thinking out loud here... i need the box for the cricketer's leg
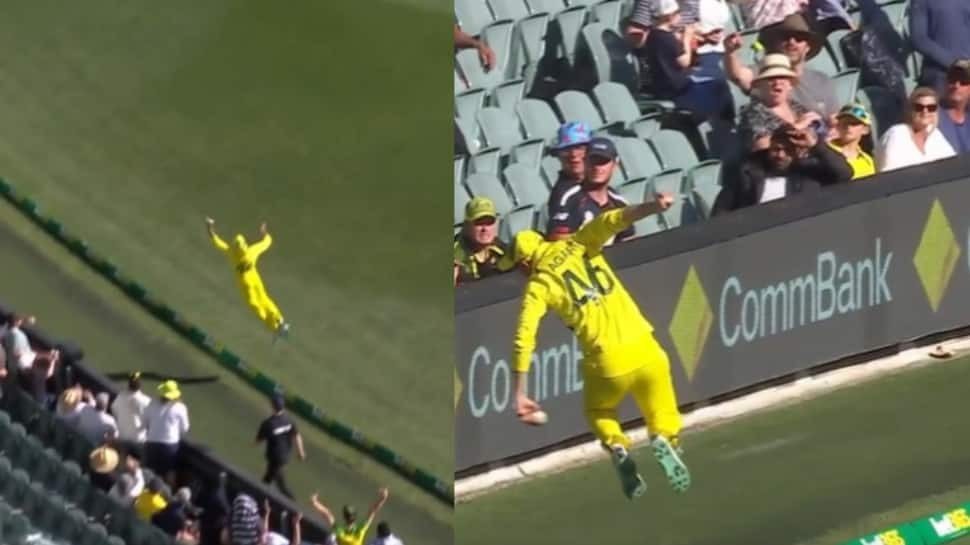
[251,273,286,333]
[629,337,690,493]
[584,370,646,499]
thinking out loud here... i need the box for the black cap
[586,137,618,160]
[271,393,285,411]
[377,521,391,537]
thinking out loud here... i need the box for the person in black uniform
[546,137,636,244]
[255,394,305,498]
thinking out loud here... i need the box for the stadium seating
[0,386,175,545]
[455,0,916,245]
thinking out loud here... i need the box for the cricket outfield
[0,0,452,542]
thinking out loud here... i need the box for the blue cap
[553,122,592,150]
[587,137,618,160]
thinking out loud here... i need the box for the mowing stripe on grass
[838,501,970,545]
[0,177,454,505]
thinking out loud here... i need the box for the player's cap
[271,393,285,411]
[513,230,545,265]
[552,122,592,151]
[464,196,497,222]
[836,103,871,126]
[158,380,181,401]
[587,137,618,161]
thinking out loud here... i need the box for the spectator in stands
[56,385,90,427]
[453,197,515,286]
[260,500,305,545]
[77,391,119,446]
[176,519,202,545]
[2,315,60,399]
[153,486,201,537]
[909,0,970,94]
[310,487,389,545]
[731,0,804,30]
[224,492,263,545]
[109,455,146,503]
[0,341,7,401]
[367,522,404,545]
[111,371,152,460]
[89,444,120,492]
[827,103,876,180]
[135,476,170,521]
[145,380,190,488]
[256,393,305,499]
[937,60,970,154]
[547,122,592,215]
[625,0,701,50]
[639,0,734,121]
[713,124,852,212]
[196,471,231,545]
[877,87,956,172]
[725,12,839,121]
[546,138,635,244]
[454,24,495,73]
[738,54,824,150]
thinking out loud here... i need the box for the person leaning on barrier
[713,123,852,213]
[111,371,151,461]
[453,197,516,287]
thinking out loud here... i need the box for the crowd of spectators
[0,313,403,545]
[454,0,970,287]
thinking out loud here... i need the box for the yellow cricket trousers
[583,334,682,450]
[238,272,283,331]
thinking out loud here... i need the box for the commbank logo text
[668,238,894,380]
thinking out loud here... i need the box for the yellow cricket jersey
[513,209,654,378]
[211,233,272,278]
[333,522,371,545]
[827,142,875,180]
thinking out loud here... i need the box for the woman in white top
[878,87,956,172]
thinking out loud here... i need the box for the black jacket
[712,142,852,215]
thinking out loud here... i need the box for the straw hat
[89,446,119,474]
[60,386,83,411]
[752,54,799,83]
[158,380,181,401]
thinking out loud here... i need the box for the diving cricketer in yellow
[511,193,690,500]
[205,217,290,340]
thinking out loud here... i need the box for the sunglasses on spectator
[780,33,808,43]
[912,103,939,113]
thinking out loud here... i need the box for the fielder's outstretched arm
[573,193,673,254]
[205,217,230,253]
[248,221,272,258]
[513,280,551,416]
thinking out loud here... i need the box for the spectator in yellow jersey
[135,477,169,520]
[453,197,515,286]
[205,217,290,340]
[827,104,876,180]
[510,195,693,501]
[310,488,389,545]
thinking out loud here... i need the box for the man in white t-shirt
[145,380,190,486]
[111,371,152,458]
[367,522,404,545]
[76,392,119,445]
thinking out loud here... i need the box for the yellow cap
[464,197,497,222]
[513,230,545,265]
[158,380,181,401]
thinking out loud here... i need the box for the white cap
[655,0,680,18]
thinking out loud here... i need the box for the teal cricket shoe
[651,436,691,493]
[610,445,647,500]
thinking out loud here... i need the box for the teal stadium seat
[619,177,651,204]
[455,87,488,120]
[456,0,498,36]
[592,82,664,138]
[510,139,546,168]
[470,147,502,175]
[456,184,472,225]
[832,70,861,108]
[576,23,640,93]
[554,90,610,131]
[592,0,624,29]
[465,172,516,216]
[492,79,526,112]
[614,137,664,181]
[503,163,551,207]
[477,107,525,153]
[517,98,562,142]
[499,205,538,243]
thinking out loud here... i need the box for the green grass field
[0,1,451,542]
[456,354,970,545]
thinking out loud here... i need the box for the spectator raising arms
[714,124,852,212]
[877,87,956,172]
[937,60,970,154]
[311,488,390,545]
[738,54,822,151]
[827,104,876,180]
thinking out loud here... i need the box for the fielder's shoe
[651,435,690,493]
[610,445,647,500]
[273,322,291,344]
